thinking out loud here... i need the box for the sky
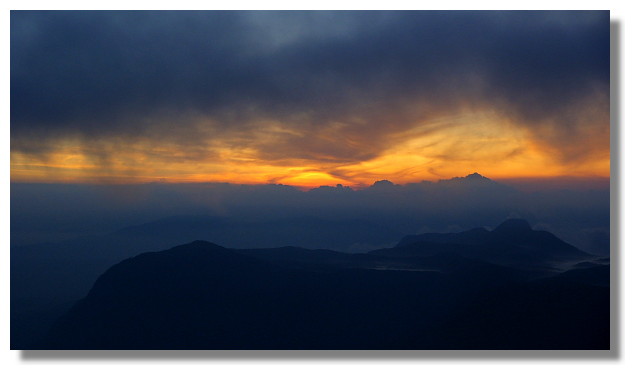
[10,11,610,188]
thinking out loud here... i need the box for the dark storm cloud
[11,10,609,162]
[11,11,254,130]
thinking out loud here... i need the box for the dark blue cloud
[11,11,609,152]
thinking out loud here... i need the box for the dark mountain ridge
[390,219,592,271]
[39,220,609,349]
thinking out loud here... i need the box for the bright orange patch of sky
[10,111,609,188]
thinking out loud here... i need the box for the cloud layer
[11,174,610,254]
[11,11,610,185]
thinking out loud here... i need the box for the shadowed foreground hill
[41,226,609,349]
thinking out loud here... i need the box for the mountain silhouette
[11,214,403,347]
[40,220,608,349]
[391,219,592,271]
[438,172,500,186]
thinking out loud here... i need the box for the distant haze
[11,174,609,255]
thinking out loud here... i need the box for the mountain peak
[440,173,494,185]
[493,219,532,234]
[371,180,395,188]
[168,240,227,253]
[465,172,488,180]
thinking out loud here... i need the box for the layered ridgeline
[40,219,609,350]
[385,218,591,269]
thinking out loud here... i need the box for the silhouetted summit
[370,179,395,188]
[162,240,227,253]
[440,172,497,185]
[391,219,592,270]
[493,218,532,235]
[465,172,489,181]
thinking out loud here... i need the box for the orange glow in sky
[10,110,609,188]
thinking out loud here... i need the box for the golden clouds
[10,107,610,187]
